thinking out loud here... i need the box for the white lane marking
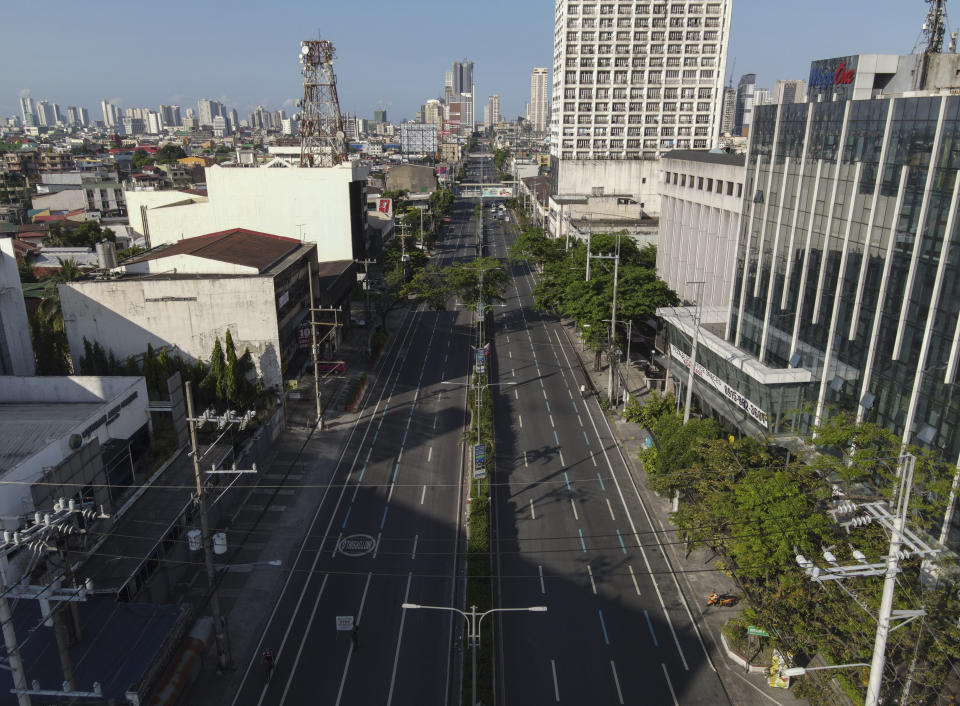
[558,449,565,466]
[331,531,342,558]
[538,565,546,594]
[512,368,516,377]
[515,389,519,399]
[549,415,555,428]
[524,451,529,467]
[373,531,382,559]
[386,573,413,706]
[530,498,536,519]
[591,452,598,467]
[519,415,523,429]
[550,660,560,702]
[427,447,432,462]
[411,534,418,559]
[542,389,548,399]
[611,661,625,705]
[629,565,641,596]
[578,415,584,427]
[586,564,597,594]
[508,350,512,358]
[568,389,573,398]
[606,498,616,521]
[420,485,426,504]
[277,574,329,703]
[570,498,579,521]
[433,415,438,429]
[334,571,372,706]
[661,664,679,706]
[351,479,361,502]
[554,327,690,670]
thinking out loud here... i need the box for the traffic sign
[336,616,354,631]
[747,625,771,637]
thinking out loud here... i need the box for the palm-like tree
[32,257,82,374]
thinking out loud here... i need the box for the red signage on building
[377,198,393,217]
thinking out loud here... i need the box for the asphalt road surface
[487,200,731,705]
[230,198,479,706]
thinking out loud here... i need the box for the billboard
[377,198,393,218]
[482,187,513,198]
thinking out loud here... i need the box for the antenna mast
[298,36,345,167]
[923,0,947,53]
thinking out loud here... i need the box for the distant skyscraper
[159,105,181,127]
[229,109,239,132]
[147,112,162,134]
[101,100,120,128]
[78,107,90,127]
[529,68,549,133]
[754,88,771,107]
[197,99,224,127]
[551,1,732,159]
[373,109,387,124]
[66,106,80,126]
[734,73,757,136]
[773,79,807,104]
[36,101,56,127]
[719,86,736,136]
[424,100,442,126]
[452,60,473,95]
[486,94,500,127]
[19,96,35,124]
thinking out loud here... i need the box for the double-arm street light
[401,603,547,706]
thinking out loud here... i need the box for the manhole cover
[337,534,376,556]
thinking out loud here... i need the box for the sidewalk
[558,318,807,706]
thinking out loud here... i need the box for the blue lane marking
[392,462,400,483]
[596,473,606,491]
[372,431,379,444]
[341,505,352,529]
[644,611,659,646]
[563,379,569,388]
[598,610,610,646]
[572,401,578,413]
[545,401,551,413]
[564,472,571,491]
[402,430,408,445]
[530,343,534,350]
[553,430,560,445]
[616,530,627,554]
[357,464,367,482]
[539,378,544,388]
[380,506,389,529]
[578,529,587,552]
[583,431,591,446]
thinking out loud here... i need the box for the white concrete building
[0,375,149,528]
[550,0,731,160]
[657,149,745,306]
[529,67,549,133]
[0,237,34,376]
[124,161,371,263]
[60,229,325,393]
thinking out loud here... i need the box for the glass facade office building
[660,54,960,548]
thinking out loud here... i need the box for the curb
[720,633,769,675]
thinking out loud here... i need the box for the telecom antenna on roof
[922,0,948,54]
[297,35,345,167]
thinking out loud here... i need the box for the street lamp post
[781,663,871,679]
[401,603,547,706]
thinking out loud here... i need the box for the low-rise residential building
[59,228,340,393]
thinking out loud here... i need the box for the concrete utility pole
[308,263,322,430]
[606,234,621,407]
[185,381,231,672]
[682,281,705,424]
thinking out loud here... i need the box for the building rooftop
[662,149,746,167]
[0,402,102,474]
[124,228,301,273]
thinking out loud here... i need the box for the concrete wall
[125,253,258,277]
[657,157,746,306]
[554,159,663,216]
[0,237,34,375]
[32,189,86,212]
[130,163,368,264]
[386,165,437,194]
[124,190,209,244]
[60,277,283,390]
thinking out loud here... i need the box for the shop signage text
[809,60,855,89]
[670,344,770,429]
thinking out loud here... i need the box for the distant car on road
[317,360,346,374]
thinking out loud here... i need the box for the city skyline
[0,0,933,125]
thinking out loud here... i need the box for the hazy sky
[0,0,942,123]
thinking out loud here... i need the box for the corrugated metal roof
[124,228,301,273]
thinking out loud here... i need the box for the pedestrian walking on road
[351,625,359,653]
[262,647,275,682]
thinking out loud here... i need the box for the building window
[697,176,704,189]
[715,179,723,193]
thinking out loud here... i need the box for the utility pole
[308,263,322,430]
[682,281,705,424]
[585,213,593,281]
[185,381,231,672]
[794,454,941,706]
[355,258,377,325]
[606,234,620,407]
